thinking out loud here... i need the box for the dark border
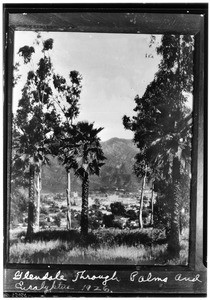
[203,5,208,269]
[2,3,208,10]
[3,3,208,296]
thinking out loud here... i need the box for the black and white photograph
[9,30,193,266]
[4,4,207,296]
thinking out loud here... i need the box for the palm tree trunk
[26,164,35,240]
[66,170,71,230]
[167,156,181,257]
[80,174,89,236]
[167,37,182,257]
[139,171,146,229]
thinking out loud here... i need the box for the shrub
[89,219,101,230]
[126,209,137,220]
[110,202,126,216]
[113,219,124,229]
[88,209,103,230]
[103,214,114,227]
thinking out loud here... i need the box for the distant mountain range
[42,137,141,194]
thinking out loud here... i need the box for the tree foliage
[154,173,190,233]
[18,46,35,64]
[58,121,106,235]
[123,34,193,180]
[12,33,83,236]
[123,34,194,257]
[110,202,126,216]
[13,36,58,175]
[59,122,106,178]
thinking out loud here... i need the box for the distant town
[12,188,157,231]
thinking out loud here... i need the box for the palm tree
[60,121,106,236]
[123,34,193,259]
[124,89,192,257]
[139,111,192,256]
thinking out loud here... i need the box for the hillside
[42,137,141,194]
[96,138,140,192]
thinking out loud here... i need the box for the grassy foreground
[9,228,189,265]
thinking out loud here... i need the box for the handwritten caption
[12,270,202,294]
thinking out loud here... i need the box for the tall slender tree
[123,34,193,257]
[13,38,58,235]
[52,70,82,230]
[12,34,81,237]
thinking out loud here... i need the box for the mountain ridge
[42,137,140,194]
[101,137,134,143]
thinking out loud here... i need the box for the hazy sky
[13,31,161,141]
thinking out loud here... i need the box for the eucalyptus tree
[59,121,106,236]
[13,35,81,237]
[52,70,82,230]
[13,36,60,236]
[123,34,193,257]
